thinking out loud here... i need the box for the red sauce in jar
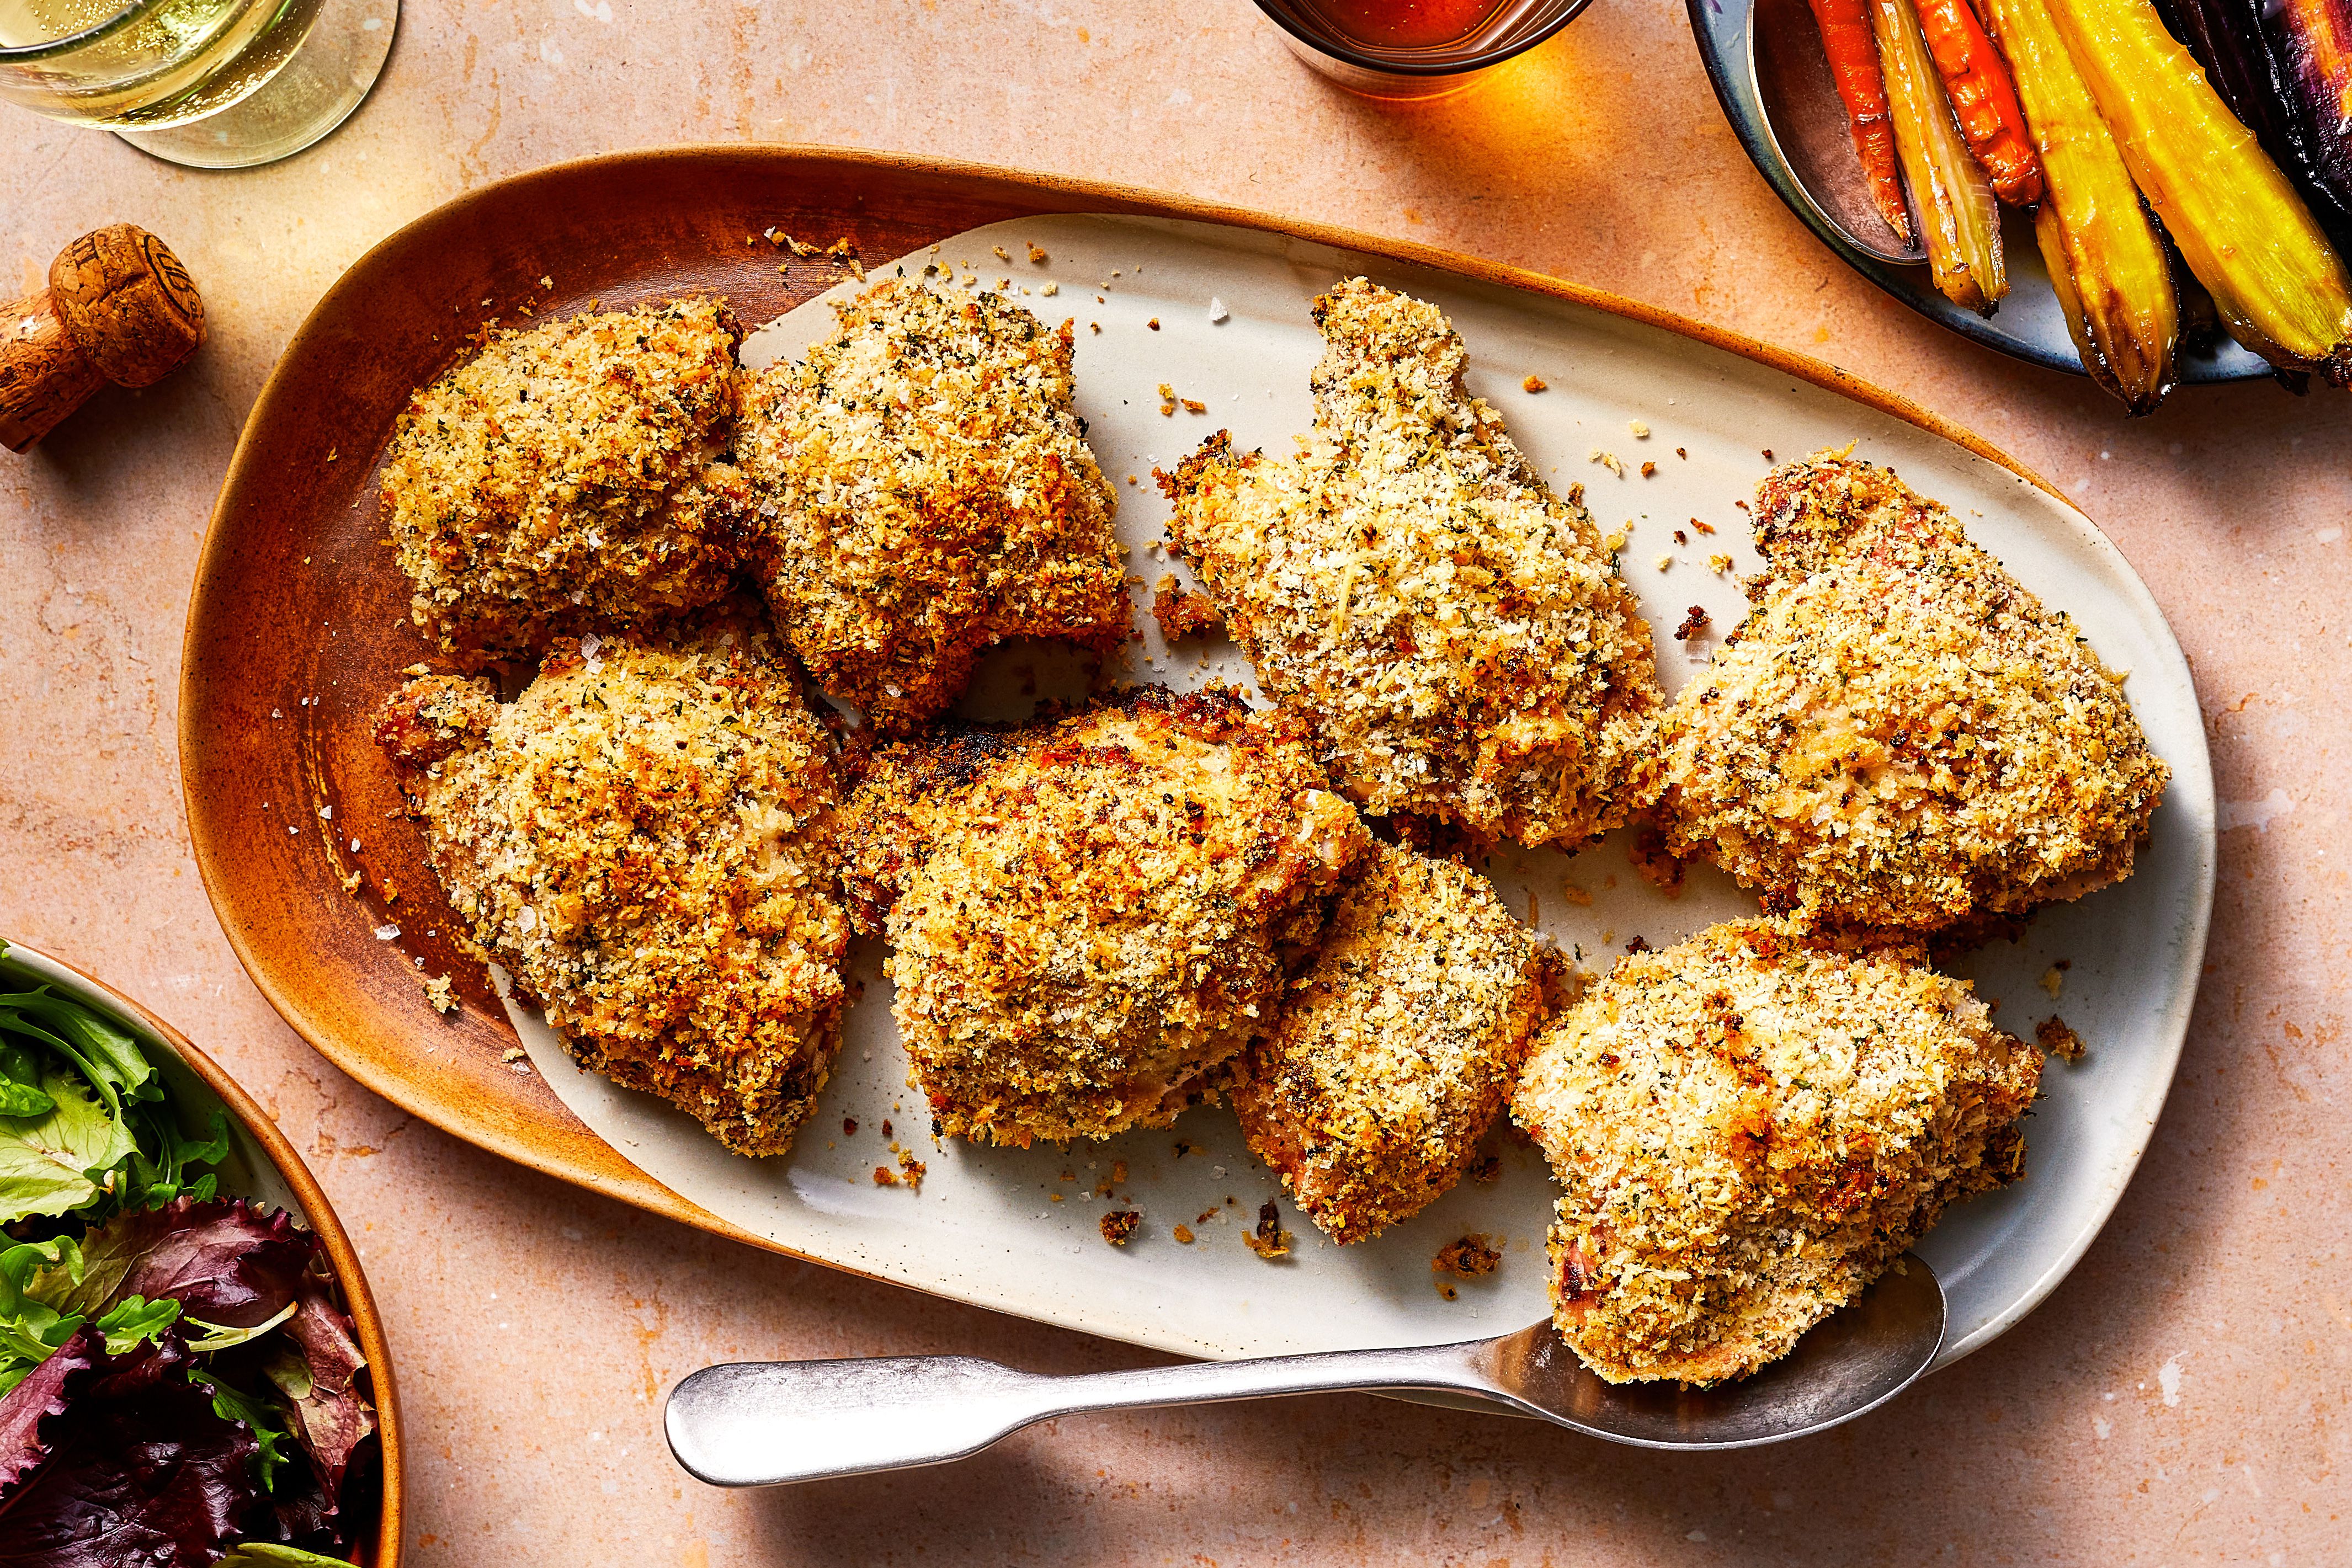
[1313,0,1508,48]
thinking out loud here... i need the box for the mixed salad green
[1,942,379,1567]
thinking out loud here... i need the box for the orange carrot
[1808,0,1916,245]
[1915,0,2045,203]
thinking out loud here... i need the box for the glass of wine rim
[0,0,397,168]
[1253,0,1593,95]
[0,0,151,60]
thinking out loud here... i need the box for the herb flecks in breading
[374,621,848,1158]
[1230,843,1544,1244]
[1512,918,2042,1385]
[1159,278,1661,848]
[1648,452,2168,931]
[740,276,1128,732]
[381,298,753,660]
[836,686,1370,1148]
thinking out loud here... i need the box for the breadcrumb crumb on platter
[418,211,2207,1370]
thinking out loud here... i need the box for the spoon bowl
[1475,1254,1945,1447]
[666,1256,1945,1485]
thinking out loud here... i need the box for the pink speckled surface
[3,3,2346,1561]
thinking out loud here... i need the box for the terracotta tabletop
[4,2,2344,1561]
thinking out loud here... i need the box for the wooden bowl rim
[178,141,2077,1274]
[3,938,404,1567]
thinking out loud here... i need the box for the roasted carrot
[1994,0,2173,411]
[1988,0,2177,411]
[1807,0,1916,244]
[1875,0,2008,312]
[1915,0,2046,204]
[2046,0,2352,382]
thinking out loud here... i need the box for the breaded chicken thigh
[837,687,1371,1147]
[1229,842,1546,1243]
[1161,278,1661,847]
[739,276,1129,732]
[374,621,848,1156]
[1512,919,2040,1384]
[1648,452,2169,931]
[381,298,755,660]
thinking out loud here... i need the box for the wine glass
[1254,0,1592,97]
[0,0,397,168]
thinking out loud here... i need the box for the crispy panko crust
[1159,277,1661,848]
[373,620,849,1157]
[836,686,1372,1147]
[1228,842,1544,1244]
[381,298,755,660]
[1511,918,2041,1385]
[739,275,1130,732]
[1648,451,2169,931]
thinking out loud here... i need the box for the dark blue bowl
[1687,0,2273,385]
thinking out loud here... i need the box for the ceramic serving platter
[5,941,404,1565]
[181,148,2212,1370]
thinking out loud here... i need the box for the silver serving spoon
[1694,0,1929,264]
[666,1255,1944,1483]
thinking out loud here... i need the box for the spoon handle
[665,1339,1497,1487]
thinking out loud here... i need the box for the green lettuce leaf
[0,1235,86,1397]
[0,1063,137,1225]
[198,1369,296,1492]
[184,1298,298,1353]
[93,1292,184,1354]
[215,1545,359,1566]
[0,981,156,1117]
[0,1042,52,1117]
[113,1102,231,1217]
[0,947,225,1230]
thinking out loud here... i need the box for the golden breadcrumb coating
[1511,918,2041,1385]
[381,298,755,659]
[1649,451,2169,931]
[373,621,848,1157]
[739,275,1130,732]
[1159,277,1661,848]
[837,686,1371,1147]
[1229,842,1544,1244]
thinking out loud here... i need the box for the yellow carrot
[2043,0,2352,382]
[1987,0,2177,410]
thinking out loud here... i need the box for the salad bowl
[1,938,403,1566]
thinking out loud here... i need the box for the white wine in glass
[0,0,395,167]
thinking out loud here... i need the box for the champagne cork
[2,224,206,453]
